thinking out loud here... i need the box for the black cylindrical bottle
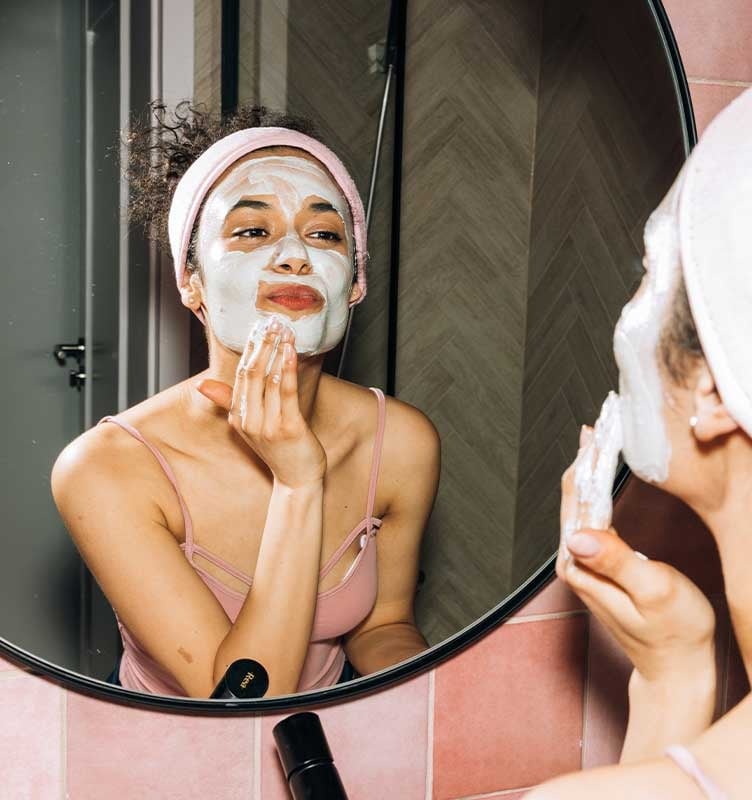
[209,659,269,699]
[272,712,349,799]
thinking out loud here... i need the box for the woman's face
[190,147,360,356]
[613,176,684,485]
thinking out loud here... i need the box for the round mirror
[0,0,693,709]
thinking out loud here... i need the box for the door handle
[53,338,86,367]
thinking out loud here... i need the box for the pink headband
[167,127,368,321]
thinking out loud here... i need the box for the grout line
[506,610,588,625]
[425,669,435,800]
[451,786,534,799]
[60,688,68,800]
[687,77,752,88]
[253,716,262,800]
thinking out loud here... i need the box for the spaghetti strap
[365,387,386,532]
[318,387,386,581]
[98,417,195,553]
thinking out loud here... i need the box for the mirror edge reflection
[0,0,695,712]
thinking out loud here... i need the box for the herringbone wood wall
[399,0,542,644]
[191,0,686,651]
[511,0,685,586]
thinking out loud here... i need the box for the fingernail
[568,533,601,557]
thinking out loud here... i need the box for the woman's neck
[198,332,328,426]
[701,474,752,677]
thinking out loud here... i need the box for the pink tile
[690,81,749,136]
[0,673,63,798]
[725,632,750,712]
[663,0,752,82]
[612,478,723,597]
[512,577,585,618]
[433,617,587,798]
[582,615,631,769]
[261,672,429,800]
[67,693,254,799]
[0,652,25,673]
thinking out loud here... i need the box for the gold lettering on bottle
[240,671,255,689]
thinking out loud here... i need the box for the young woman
[526,90,752,798]
[51,105,440,699]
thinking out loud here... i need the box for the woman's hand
[196,318,327,489]
[558,426,717,761]
[558,426,716,684]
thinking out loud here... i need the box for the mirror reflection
[0,0,687,700]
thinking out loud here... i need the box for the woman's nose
[272,235,312,275]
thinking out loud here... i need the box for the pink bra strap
[366,387,386,534]
[98,417,195,553]
[318,388,386,580]
[189,543,253,585]
[665,746,727,800]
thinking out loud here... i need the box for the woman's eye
[309,231,342,242]
[233,227,268,238]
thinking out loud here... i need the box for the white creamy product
[612,174,684,484]
[195,155,355,356]
[563,391,624,555]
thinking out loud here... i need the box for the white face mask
[612,174,684,483]
[194,155,355,356]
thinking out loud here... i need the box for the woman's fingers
[262,331,287,432]
[567,528,669,608]
[195,379,233,411]
[241,322,282,434]
[279,339,299,426]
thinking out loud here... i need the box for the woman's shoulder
[322,376,439,446]
[52,382,187,499]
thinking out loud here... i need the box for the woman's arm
[556,432,718,762]
[343,400,440,674]
[526,692,752,799]
[212,477,323,694]
[197,321,330,695]
[54,322,328,698]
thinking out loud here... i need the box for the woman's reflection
[51,104,440,699]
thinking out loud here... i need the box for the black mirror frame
[0,0,696,714]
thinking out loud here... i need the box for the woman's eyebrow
[229,199,272,212]
[307,201,339,214]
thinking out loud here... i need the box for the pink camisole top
[97,386,387,696]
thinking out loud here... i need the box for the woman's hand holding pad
[196,319,327,490]
[558,441,717,761]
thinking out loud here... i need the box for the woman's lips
[263,283,324,311]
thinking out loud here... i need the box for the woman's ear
[180,272,204,312]
[692,363,740,442]
[348,281,363,306]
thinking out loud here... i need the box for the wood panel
[399,0,542,644]
[511,0,685,587]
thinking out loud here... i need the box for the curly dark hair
[124,101,321,275]
[659,275,705,384]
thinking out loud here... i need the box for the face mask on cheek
[612,176,683,483]
[195,156,355,356]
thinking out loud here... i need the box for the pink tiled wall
[2,3,751,798]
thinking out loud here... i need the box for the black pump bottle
[272,712,349,799]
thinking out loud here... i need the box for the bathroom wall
[401,0,542,645]
[511,0,684,587]
[1,1,750,798]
